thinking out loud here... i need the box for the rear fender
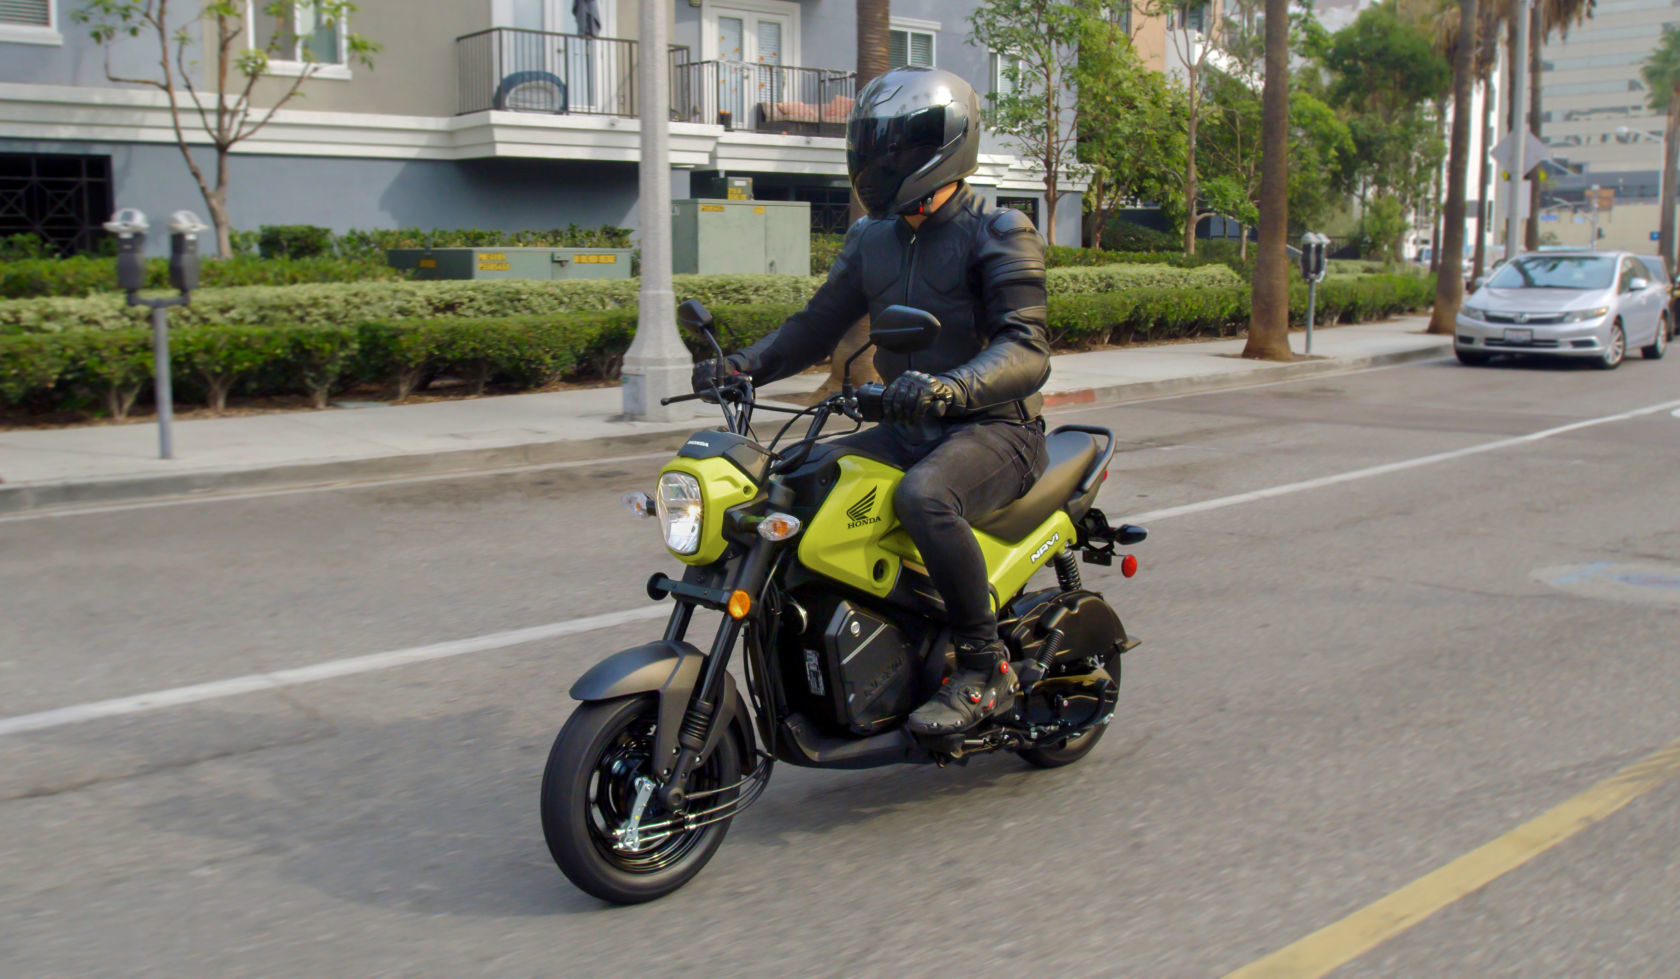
[569,640,754,773]
[1003,589,1134,664]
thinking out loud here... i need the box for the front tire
[1642,315,1669,360]
[1456,348,1492,366]
[541,695,740,904]
[1596,322,1626,370]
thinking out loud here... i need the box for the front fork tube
[657,536,780,809]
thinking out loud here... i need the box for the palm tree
[1242,0,1292,359]
[1646,26,1680,273]
[1426,0,1479,335]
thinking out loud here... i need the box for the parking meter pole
[150,305,175,460]
[1306,279,1317,356]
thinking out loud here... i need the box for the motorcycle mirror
[869,305,940,353]
[677,298,715,335]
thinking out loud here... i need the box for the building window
[0,0,62,45]
[990,51,1026,97]
[250,0,350,77]
[1103,2,1134,34]
[997,196,1040,229]
[0,153,114,256]
[890,24,936,68]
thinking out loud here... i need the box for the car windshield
[1487,256,1615,290]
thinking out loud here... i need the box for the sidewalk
[0,317,1448,513]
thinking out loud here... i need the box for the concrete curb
[0,342,1450,515]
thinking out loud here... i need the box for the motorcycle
[540,300,1147,904]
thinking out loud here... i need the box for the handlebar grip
[660,392,704,406]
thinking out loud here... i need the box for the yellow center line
[1225,737,1680,979]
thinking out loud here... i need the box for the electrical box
[671,199,812,276]
[385,247,633,281]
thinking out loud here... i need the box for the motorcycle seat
[972,431,1100,543]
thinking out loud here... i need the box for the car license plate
[1503,328,1533,343]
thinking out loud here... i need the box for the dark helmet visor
[847,105,949,217]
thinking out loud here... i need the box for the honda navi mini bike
[539,301,1147,904]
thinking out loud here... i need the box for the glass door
[712,7,791,129]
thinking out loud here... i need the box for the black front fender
[570,640,753,774]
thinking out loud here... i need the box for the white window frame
[0,0,62,47]
[247,0,353,81]
[889,16,939,68]
[701,0,801,66]
[989,50,1026,97]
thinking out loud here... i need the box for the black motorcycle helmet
[847,67,982,219]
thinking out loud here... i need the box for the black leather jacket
[736,182,1051,424]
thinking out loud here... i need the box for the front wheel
[1642,315,1669,360]
[540,695,740,904]
[1596,322,1626,370]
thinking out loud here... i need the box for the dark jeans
[831,419,1049,647]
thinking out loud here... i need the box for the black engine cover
[1002,588,1128,665]
[819,601,918,736]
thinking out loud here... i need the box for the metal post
[1589,183,1600,246]
[621,0,689,421]
[1305,279,1317,356]
[1504,0,1530,264]
[150,305,175,460]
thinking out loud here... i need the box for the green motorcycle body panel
[796,454,1074,606]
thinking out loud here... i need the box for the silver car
[1456,251,1672,369]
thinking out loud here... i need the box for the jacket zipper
[905,231,919,371]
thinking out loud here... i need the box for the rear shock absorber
[1053,551,1082,591]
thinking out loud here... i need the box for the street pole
[1589,183,1600,247]
[150,305,175,459]
[1306,279,1317,356]
[621,0,688,421]
[1504,0,1530,264]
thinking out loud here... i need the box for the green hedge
[1,276,1432,417]
[0,255,402,300]
[0,265,1237,335]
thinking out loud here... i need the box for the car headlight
[656,472,703,555]
[1460,305,1489,321]
[1562,306,1609,323]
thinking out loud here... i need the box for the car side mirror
[1628,277,1650,293]
[677,298,714,334]
[869,305,940,353]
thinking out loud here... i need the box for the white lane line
[0,605,669,738]
[1671,407,1680,419]
[0,449,681,525]
[5,394,1677,740]
[1125,396,1680,524]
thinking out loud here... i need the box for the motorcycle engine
[811,600,919,736]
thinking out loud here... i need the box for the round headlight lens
[656,472,704,555]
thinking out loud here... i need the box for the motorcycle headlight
[656,472,704,555]
[1562,306,1609,323]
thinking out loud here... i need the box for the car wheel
[1642,315,1669,360]
[1456,348,1492,366]
[1596,321,1626,370]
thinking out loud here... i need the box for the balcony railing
[674,61,855,137]
[456,28,691,117]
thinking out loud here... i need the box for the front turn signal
[727,589,753,619]
[757,512,803,541]
[621,491,654,518]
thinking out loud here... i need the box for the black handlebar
[660,392,704,406]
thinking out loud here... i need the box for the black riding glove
[691,354,751,399]
[882,371,955,424]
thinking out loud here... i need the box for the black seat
[972,431,1099,542]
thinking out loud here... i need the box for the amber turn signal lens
[1121,554,1139,578]
[727,590,753,619]
[756,512,803,541]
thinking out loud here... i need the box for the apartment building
[0,0,1089,256]
[1504,0,1676,254]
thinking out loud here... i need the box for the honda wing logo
[1513,313,1529,323]
[846,487,882,529]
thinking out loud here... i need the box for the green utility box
[671,199,812,276]
[386,247,633,281]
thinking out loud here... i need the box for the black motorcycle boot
[906,639,1019,735]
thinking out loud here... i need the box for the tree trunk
[1472,79,1493,281]
[1242,0,1292,361]
[807,0,890,401]
[1430,99,1446,272]
[1427,0,1478,335]
[1239,224,1248,261]
[1662,94,1680,275]
[209,151,233,259]
[1525,11,1541,252]
[1184,85,1200,256]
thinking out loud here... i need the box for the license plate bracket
[1503,327,1533,343]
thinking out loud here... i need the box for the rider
[691,66,1051,736]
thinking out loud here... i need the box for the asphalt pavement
[3,351,1679,976]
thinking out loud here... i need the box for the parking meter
[1299,232,1328,282]
[103,208,150,292]
[168,210,209,293]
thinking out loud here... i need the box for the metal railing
[456,28,690,117]
[674,61,855,136]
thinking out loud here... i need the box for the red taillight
[1102,469,1109,483]
[1121,554,1139,578]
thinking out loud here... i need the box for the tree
[1138,0,1224,254]
[969,0,1093,247]
[1426,0,1478,335]
[74,1,378,258]
[1646,26,1680,274]
[1075,12,1186,248]
[1243,0,1292,360]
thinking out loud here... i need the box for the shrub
[335,224,634,261]
[64,329,153,419]
[1046,263,1242,294]
[173,324,290,413]
[282,324,360,408]
[1095,218,1181,251]
[1,233,53,261]
[811,233,846,276]
[0,333,70,406]
[0,255,401,299]
[258,225,336,260]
